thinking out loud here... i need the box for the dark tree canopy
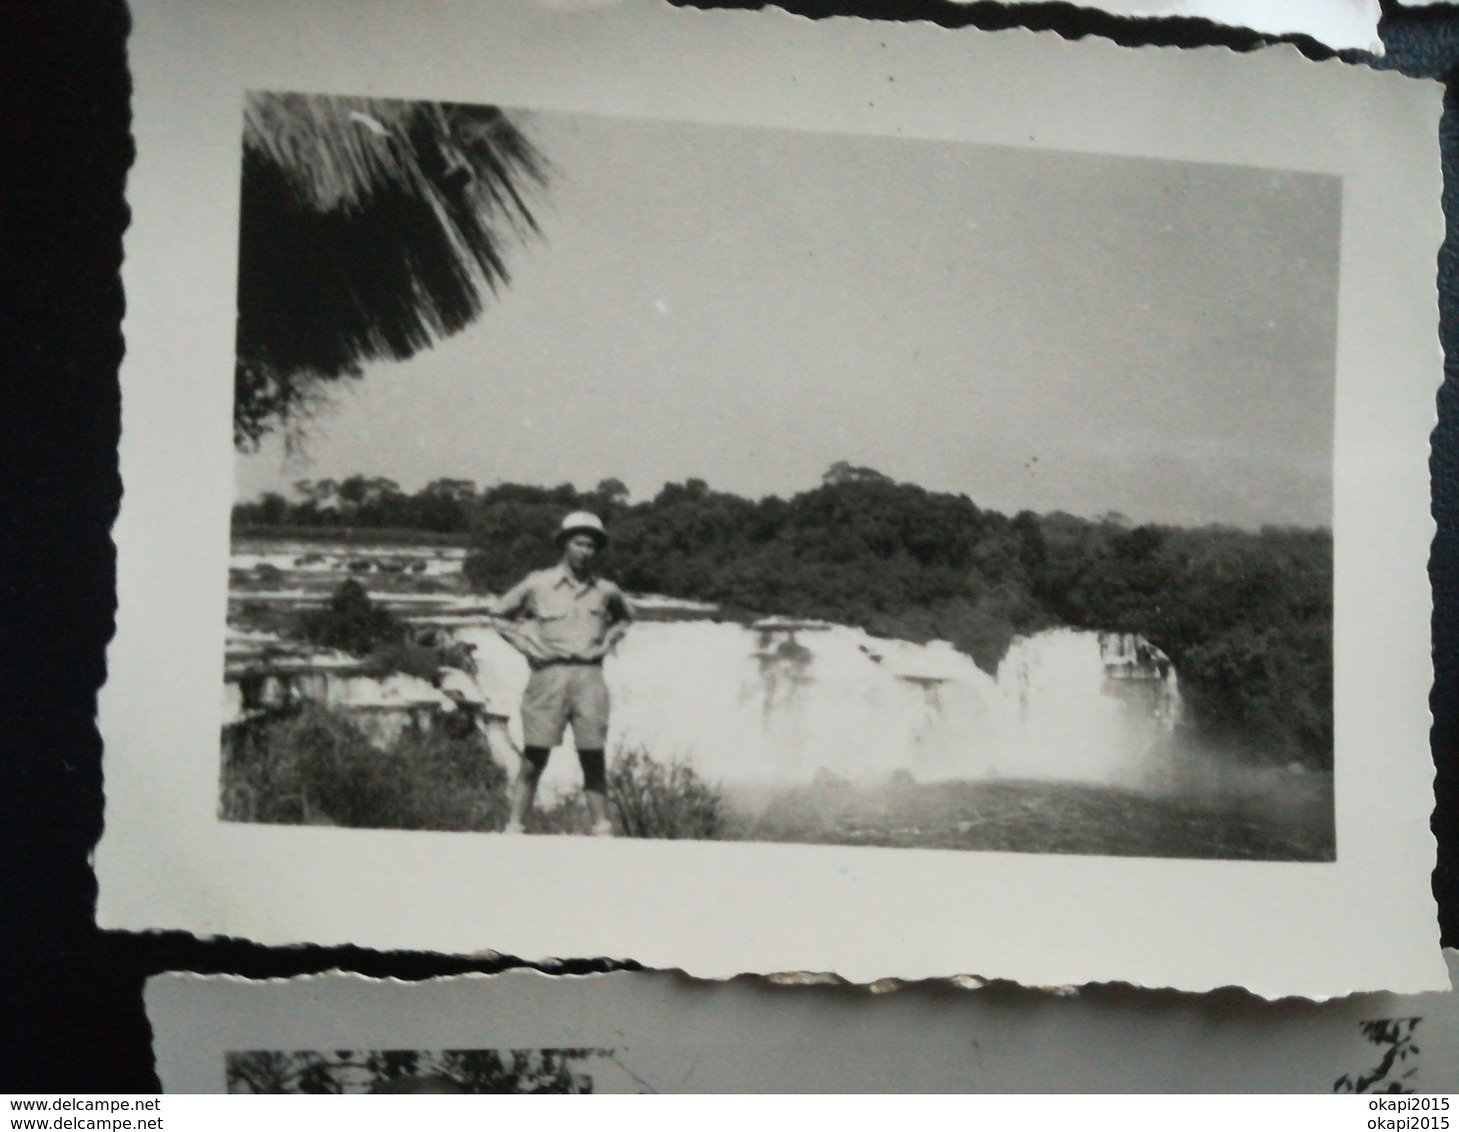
[234,92,548,449]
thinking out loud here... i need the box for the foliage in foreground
[235,94,547,449]
[227,1048,604,1094]
[530,746,725,840]
[608,745,725,840]
[218,703,1331,860]
[222,703,725,840]
[221,705,509,831]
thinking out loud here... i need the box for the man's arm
[482,576,533,619]
[485,574,556,665]
[578,588,633,661]
[606,588,633,643]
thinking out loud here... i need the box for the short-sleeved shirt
[490,565,632,662]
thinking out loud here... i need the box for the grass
[723,774,1335,861]
[221,709,725,839]
[221,705,510,831]
[608,746,725,840]
[220,706,1332,860]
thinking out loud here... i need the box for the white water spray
[993,629,1181,784]
[449,619,1179,792]
[228,609,1181,794]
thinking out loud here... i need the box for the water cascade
[607,621,1004,786]
[225,614,1181,796]
[448,620,1180,793]
[993,629,1181,785]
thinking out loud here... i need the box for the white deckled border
[102,0,1443,997]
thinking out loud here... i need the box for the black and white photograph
[148,961,1459,1093]
[98,0,1443,994]
[222,94,1338,863]
[224,1047,621,1094]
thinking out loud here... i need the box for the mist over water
[996,630,1181,786]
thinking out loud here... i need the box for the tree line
[233,463,1332,768]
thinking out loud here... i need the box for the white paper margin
[100,0,1445,998]
[148,956,1459,1092]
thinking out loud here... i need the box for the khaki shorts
[520,662,610,750]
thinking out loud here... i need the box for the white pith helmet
[556,510,608,547]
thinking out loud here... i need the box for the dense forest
[233,463,1332,768]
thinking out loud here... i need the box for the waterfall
[229,617,1180,795]
[992,629,1181,784]
[453,620,1178,791]
[606,621,1004,786]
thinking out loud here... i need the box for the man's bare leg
[578,748,613,836]
[584,789,610,830]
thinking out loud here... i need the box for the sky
[236,106,1341,529]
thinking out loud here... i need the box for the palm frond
[234,92,549,449]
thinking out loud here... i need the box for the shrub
[607,745,724,840]
[294,578,406,656]
[221,704,509,831]
[532,791,592,836]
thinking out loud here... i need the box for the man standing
[488,511,632,836]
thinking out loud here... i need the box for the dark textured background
[0,0,1453,1093]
